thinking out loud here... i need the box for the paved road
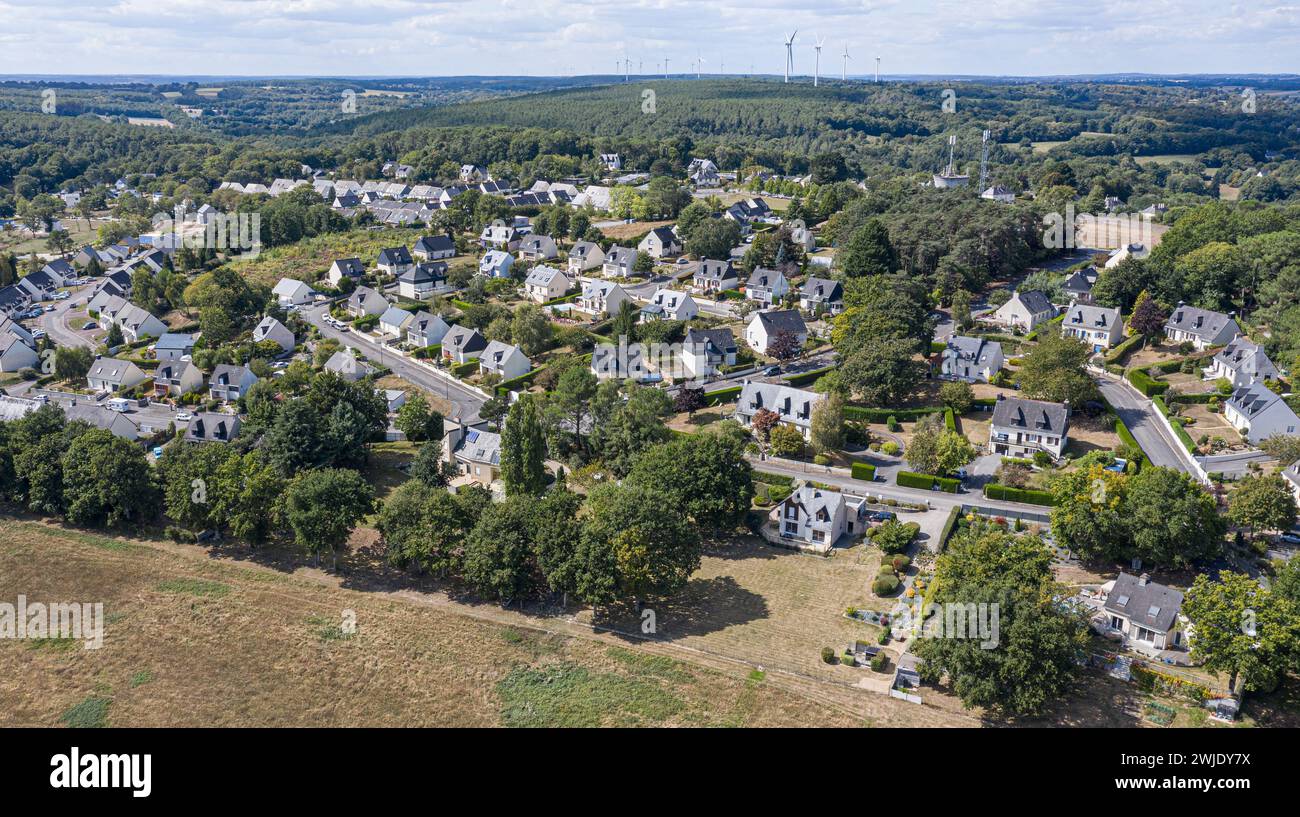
[38,285,97,350]
[1095,373,1196,474]
[302,303,487,424]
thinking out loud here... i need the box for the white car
[175,411,193,422]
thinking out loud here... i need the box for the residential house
[1061,301,1124,353]
[517,234,559,262]
[446,424,500,486]
[0,331,38,372]
[774,486,868,551]
[86,357,147,393]
[1105,243,1150,269]
[479,341,532,381]
[524,266,570,303]
[1224,384,1300,443]
[1208,336,1279,389]
[692,259,738,294]
[327,257,366,287]
[379,306,415,338]
[980,185,1016,203]
[746,268,789,307]
[346,286,388,318]
[734,381,825,440]
[412,234,457,261]
[940,336,1004,383]
[479,249,514,279]
[640,289,698,322]
[479,221,521,251]
[376,246,414,277]
[579,280,629,319]
[184,413,241,444]
[989,395,1070,459]
[208,364,257,402]
[680,327,737,380]
[459,165,489,183]
[155,332,197,361]
[590,340,649,382]
[990,289,1057,333]
[1164,305,1242,350]
[1062,269,1097,303]
[724,197,774,230]
[153,360,204,398]
[406,311,450,348]
[798,277,844,315]
[745,309,808,355]
[600,153,622,171]
[688,158,720,186]
[324,349,375,382]
[113,303,168,343]
[1282,460,1300,511]
[1102,572,1185,654]
[398,262,446,300]
[602,245,639,278]
[566,240,605,275]
[272,277,316,307]
[638,226,682,259]
[441,325,488,364]
[253,317,295,353]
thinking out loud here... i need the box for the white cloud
[0,0,1297,76]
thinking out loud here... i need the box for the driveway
[1094,372,1197,475]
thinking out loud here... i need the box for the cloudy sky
[0,0,1297,77]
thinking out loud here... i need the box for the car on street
[175,411,193,422]
[762,365,781,376]
[1279,533,1300,546]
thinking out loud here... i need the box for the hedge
[937,505,962,551]
[1127,368,1169,396]
[845,406,944,423]
[495,365,547,396]
[1024,314,1064,342]
[896,471,960,492]
[1103,333,1145,365]
[451,360,478,377]
[984,483,1055,506]
[785,365,834,387]
[1113,416,1152,469]
[703,385,741,406]
[943,407,956,431]
[753,470,795,487]
[850,462,877,481]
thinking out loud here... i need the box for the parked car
[32,329,46,339]
[82,321,98,330]
[1279,533,1300,546]
[763,365,781,376]
[867,510,896,522]
[44,305,56,313]
[175,411,193,422]
[152,446,164,459]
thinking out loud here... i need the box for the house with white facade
[406,311,450,348]
[272,277,316,307]
[324,349,375,382]
[412,234,456,261]
[798,277,844,315]
[579,279,629,319]
[1224,384,1300,444]
[346,286,388,318]
[441,325,488,364]
[1101,572,1185,655]
[87,357,147,393]
[209,364,257,402]
[940,336,1003,383]
[640,289,697,322]
[398,262,445,300]
[602,245,639,278]
[479,249,514,279]
[989,289,1057,333]
[524,266,570,303]
[566,241,605,275]
[479,341,532,381]
[379,306,415,338]
[1061,301,1124,353]
[773,485,869,552]
[327,257,366,287]
[0,331,38,373]
[734,381,825,440]
[1207,336,1279,388]
[745,268,789,307]
[153,360,204,398]
[680,328,737,380]
[638,226,681,259]
[691,259,738,294]
[1164,305,1241,350]
[989,395,1070,460]
[516,234,559,262]
[745,309,808,355]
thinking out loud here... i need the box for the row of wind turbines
[784,31,879,85]
[611,33,880,85]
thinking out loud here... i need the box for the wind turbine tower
[875,56,881,83]
[842,44,850,81]
[813,36,825,86]
[664,57,669,78]
[784,30,798,83]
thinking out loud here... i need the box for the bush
[813,454,831,466]
[850,461,876,481]
[1127,368,1169,396]
[881,441,900,456]
[840,653,856,666]
[984,483,1055,506]
[897,471,936,490]
[1032,450,1053,468]
[821,646,836,664]
[873,575,900,596]
[887,415,901,432]
[891,554,911,571]
[869,653,888,672]
[871,519,920,554]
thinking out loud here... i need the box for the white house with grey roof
[376,246,414,277]
[406,311,450,349]
[798,276,844,315]
[735,381,825,440]
[0,331,38,373]
[346,286,388,318]
[638,226,681,259]
[691,259,738,293]
[1224,384,1300,444]
[184,412,241,444]
[579,279,629,319]
[479,341,531,381]
[566,241,605,275]
[272,277,316,307]
[640,289,697,322]
[153,360,204,398]
[446,424,501,487]
[441,325,488,364]
[1206,335,1279,388]
[680,327,737,380]
[398,262,446,300]
[989,395,1070,459]
[516,234,559,262]
[209,364,257,402]
[379,306,415,338]
[1164,304,1241,350]
[989,289,1057,333]
[746,268,789,307]
[1061,301,1124,352]
[324,349,375,382]
[479,249,514,279]
[940,336,1003,383]
[1101,572,1185,655]
[602,245,639,278]
[327,257,366,287]
[524,266,570,303]
[412,234,456,260]
[253,316,295,353]
[773,485,869,552]
[87,357,147,393]
[745,309,808,355]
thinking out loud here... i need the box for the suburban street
[302,302,487,424]
[38,285,97,349]
[1094,371,1200,475]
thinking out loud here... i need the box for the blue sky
[0,0,1297,77]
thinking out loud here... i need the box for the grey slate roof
[991,396,1069,434]
[1016,289,1055,314]
[1104,572,1182,633]
[754,309,807,336]
[1165,305,1240,342]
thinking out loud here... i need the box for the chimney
[1138,573,1149,587]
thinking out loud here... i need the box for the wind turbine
[624,51,630,82]
[875,56,881,83]
[783,29,798,83]
[695,53,705,79]
[842,44,850,81]
[664,57,669,78]
[813,35,825,86]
